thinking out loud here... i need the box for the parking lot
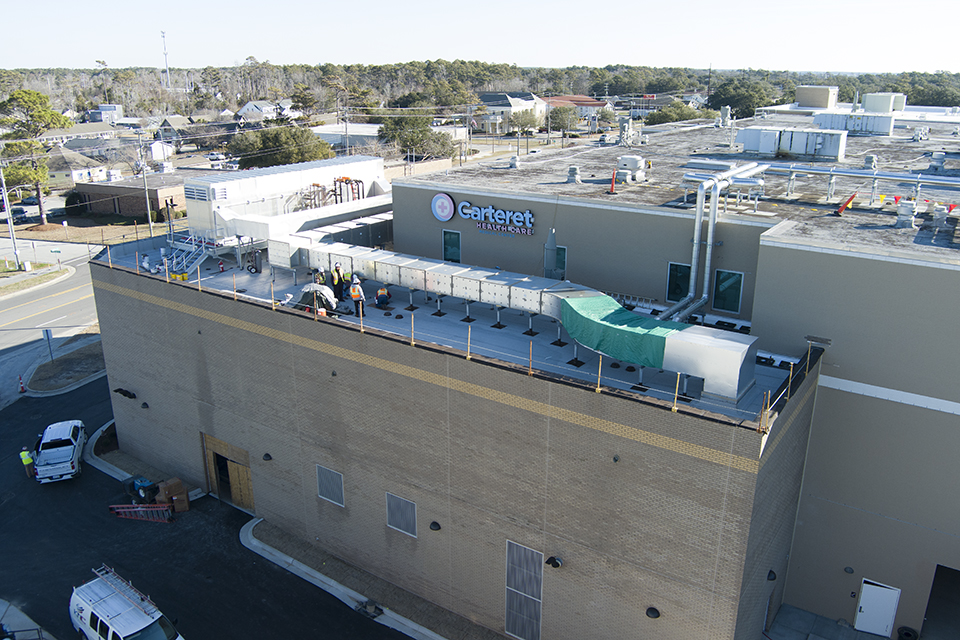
[0,378,406,640]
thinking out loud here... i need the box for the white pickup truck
[33,420,87,483]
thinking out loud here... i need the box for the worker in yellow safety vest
[375,285,392,309]
[331,262,346,303]
[20,447,34,479]
[349,276,365,317]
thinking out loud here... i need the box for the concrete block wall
[734,361,820,638]
[92,263,768,640]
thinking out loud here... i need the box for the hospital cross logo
[431,193,455,222]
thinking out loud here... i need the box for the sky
[2,0,954,74]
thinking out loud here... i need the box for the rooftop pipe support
[658,163,758,321]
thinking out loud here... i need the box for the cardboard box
[171,492,190,513]
[157,478,184,500]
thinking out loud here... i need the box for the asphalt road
[0,378,406,640]
[0,242,101,410]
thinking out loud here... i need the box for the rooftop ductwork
[273,241,757,401]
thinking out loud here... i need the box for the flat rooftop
[399,114,960,264]
[98,245,790,427]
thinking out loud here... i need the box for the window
[90,613,101,631]
[97,618,110,639]
[442,229,461,263]
[544,245,567,279]
[316,465,344,507]
[386,493,417,538]
[712,269,744,314]
[666,263,691,303]
[505,541,543,640]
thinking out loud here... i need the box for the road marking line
[0,284,91,314]
[37,315,68,327]
[0,294,93,328]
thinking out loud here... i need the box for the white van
[70,565,184,640]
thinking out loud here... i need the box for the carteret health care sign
[431,193,535,237]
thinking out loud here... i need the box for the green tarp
[560,296,690,369]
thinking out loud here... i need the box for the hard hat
[352,276,360,284]
[22,446,28,451]
[335,262,341,268]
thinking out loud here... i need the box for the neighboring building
[148,140,175,162]
[478,92,547,135]
[44,146,107,188]
[88,104,125,124]
[40,122,117,145]
[90,108,960,640]
[545,95,613,119]
[237,99,302,121]
[74,173,187,217]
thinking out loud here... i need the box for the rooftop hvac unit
[567,166,581,184]
[618,155,644,171]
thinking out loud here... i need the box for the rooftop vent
[864,155,878,170]
[567,166,582,184]
[895,200,917,229]
[929,152,946,172]
[510,156,518,169]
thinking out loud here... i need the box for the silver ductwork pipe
[671,163,767,322]
[765,163,960,189]
[658,163,759,321]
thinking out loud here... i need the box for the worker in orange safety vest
[349,276,365,317]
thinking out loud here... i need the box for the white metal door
[854,579,901,637]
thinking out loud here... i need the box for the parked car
[11,207,27,222]
[20,196,40,205]
[33,420,87,483]
[71,565,184,640]
[205,152,226,161]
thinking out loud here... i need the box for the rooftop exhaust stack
[895,200,917,229]
[720,106,731,127]
[929,152,946,172]
[544,228,559,279]
[567,166,582,184]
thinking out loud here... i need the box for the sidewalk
[0,599,57,640]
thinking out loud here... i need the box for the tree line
[2,62,958,121]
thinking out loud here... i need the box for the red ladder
[108,504,174,523]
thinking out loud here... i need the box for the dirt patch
[29,340,105,391]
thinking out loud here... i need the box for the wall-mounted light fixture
[844,566,854,574]
[262,453,272,461]
[646,607,660,619]
[545,556,562,569]
[141,402,149,409]
[112,388,136,399]
[429,521,441,531]
[767,570,777,581]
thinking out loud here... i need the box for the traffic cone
[19,375,26,394]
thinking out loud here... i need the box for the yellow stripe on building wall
[95,279,759,475]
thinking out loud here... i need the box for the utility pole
[161,31,170,89]
[137,131,154,235]
[1,166,21,270]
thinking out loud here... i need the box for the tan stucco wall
[786,387,960,633]
[92,263,767,640]
[392,182,769,319]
